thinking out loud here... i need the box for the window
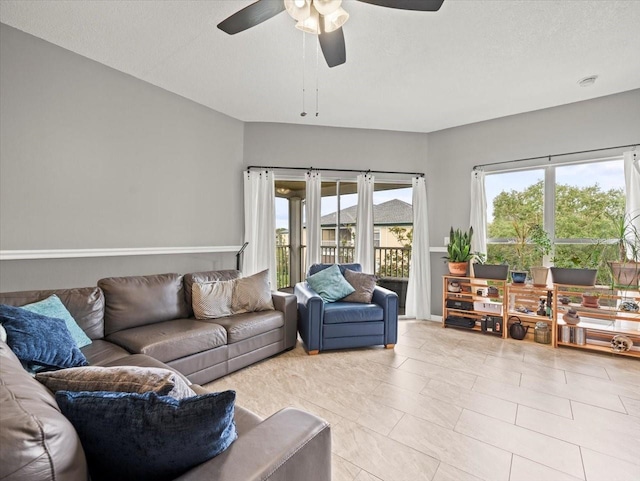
[485,158,626,284]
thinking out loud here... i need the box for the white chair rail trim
[0,246,242,261]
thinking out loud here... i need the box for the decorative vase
[510,270,527,284]
[530,266,549,287]
[448,261,468,276]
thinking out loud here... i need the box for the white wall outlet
[444,236,450,245]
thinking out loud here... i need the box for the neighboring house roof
[320,199,412,227]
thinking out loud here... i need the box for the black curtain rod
[246,165,425,177]
[473,143,639,170]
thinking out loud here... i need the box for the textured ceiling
[1,0,639,133]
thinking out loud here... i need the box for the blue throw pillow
[20,294,92,349]
[56,390,238,481]
[0,304,88,370]
[306,263,355,302]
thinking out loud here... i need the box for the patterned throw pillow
[37,366,195,400]
[306,264,355,303]
[56,390,237,481]
[231,269,275,314]
[341,269,377,303]
[192,280,236,319]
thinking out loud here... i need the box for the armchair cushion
[306,264,355,303]
[323,303,384,324]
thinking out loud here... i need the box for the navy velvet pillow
[56,390,237,481]
[0,304,88,370]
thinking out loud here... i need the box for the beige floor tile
[515,404,640,467]
[354,470,384,481]
[620,395,640,418]
[432,462,485,481]
[389,413,512,481]
[423,378,518,423]
[397,334,427,349]
[455,409,584,479]
[354,400,406,436]
[333,419,439,481]
[370,382,463,429]
[333,454,362,481]
[509,455,584,481]
[520,374,627,412]
[581,448,640,481]
[523,350,610,379]
[484,354,567,383]
[565,370,640,401]
[398,357,478,390]
[472,377,573,418]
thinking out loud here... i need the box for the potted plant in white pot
[443,227,476,276]
[529,224,553,287]
[607,212,640,288]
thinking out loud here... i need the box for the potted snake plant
[443,227,476,276]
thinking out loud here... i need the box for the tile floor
[205,320,640,481]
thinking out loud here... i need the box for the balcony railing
[276,245,411,289]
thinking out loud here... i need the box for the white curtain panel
[470,169,488,256]
[355,173,375,273]
[623,151,640,254]
[305,170,322,271]
[243,170,277,290]
[405,176,431,319]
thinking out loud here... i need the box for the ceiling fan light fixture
[295,4,321,34]
[285,0,311,22]
[313,0,342,16]
[323,7,349,32]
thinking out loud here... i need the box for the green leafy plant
[608,212,640,262]
[530,224,552,257]
[444,227,476,262]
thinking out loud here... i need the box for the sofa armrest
[372,286,399,345]
[294,283,325,353]
[174,408,331,481]
[271,291,297,350]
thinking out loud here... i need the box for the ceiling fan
[217,0,445,68]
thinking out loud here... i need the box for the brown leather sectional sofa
[0,270,332,481]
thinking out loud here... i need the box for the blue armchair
[294,263,398,355]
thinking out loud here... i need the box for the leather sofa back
[308,263,362,276]
[0,342,88,481]
[0,287,105,339]
[183,270,241,316]
[99,273,189,336]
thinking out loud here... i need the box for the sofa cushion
[308,263,362,276]
[81,339,132,365]
[0,287,105,340]
[231,269,275,314]
[322,302,384,324]
[56,389,237,481]
[204,310,284,343]
[36,365,195,400]
[192,279,236,319]
[0,304,88,370]
[20,294,92,348]
[99,273,189,336]
[183,270,241,316]
[105,319,227,363]
[306,264,355,303]
[103,353,193,385]
[342,269,377,303]
[0,341,88,481]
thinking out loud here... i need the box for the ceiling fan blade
[319,27,346,68]
[356,0,445,11]
[217,0,286,35]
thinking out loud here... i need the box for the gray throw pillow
[36,365,195,399]
[342,269,377,303]
[232,269,275,314]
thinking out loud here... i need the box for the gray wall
[428,89,640,315]
[244,122,428,174]
[0,24,244,291]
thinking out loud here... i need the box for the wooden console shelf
[441,276,640,358]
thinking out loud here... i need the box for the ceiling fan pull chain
[301,30,307,117]
[315,33,320,117]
